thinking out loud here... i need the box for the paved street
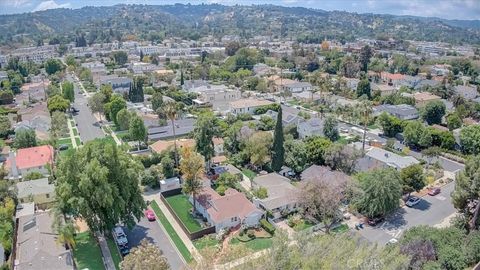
[66,75,105,142]
[124,216,185,270]
[358,182,456,245]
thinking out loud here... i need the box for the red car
[145,209,156,221]
[428,188,441,196]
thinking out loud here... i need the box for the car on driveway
[428,188,441,196]
[405,196,421,207]
[145,209,156,221]
[367,216,384,226]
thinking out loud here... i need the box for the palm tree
[358,99,373,153]
[163,101,179,166]
[57,221,78,250]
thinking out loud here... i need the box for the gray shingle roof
[252,173,298,210]
[16,178,54,199]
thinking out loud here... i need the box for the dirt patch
[75,218,89,233]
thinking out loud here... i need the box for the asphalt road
[67,75,105,142]
[124,216,185,270]
[358,181,456,245]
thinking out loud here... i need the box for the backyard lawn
[193,235,219,250]
[73,231,105,270]
[165,194,202,232]
[231,237,273,251]
[106,237,122,270]
[150,201,193,262]
[241,168,257,179]
[293,220,314,232]
[57,137,73,146]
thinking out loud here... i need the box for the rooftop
[16,178,54,199]
[6,145,54,170]
[229,99,273,109]
[366,147,420,170]
[252,173,298,210]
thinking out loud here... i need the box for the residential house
[272,78,312,93]
[213,137,225,156]
[100,76,133,94]
[413,92,441,107]
[373,104,419,120]
[147,118,196,141]
[252,173,299,219]
[253,63,273,76]
[129,62,161,74]
[194,186,263,232]
[16,178,55,206]
[264,109,302,127]
[5,145,54,179]
[229,99,273,115]
[182,80,209,92]
[301,165,351,184]
[380,72,405,87]
[297,118,324,139]
[17,81,49,105]
[149,138,195,154]
[454,85,478,101]
[292,91,321,103]
[354,144,420,171]
[371,83,397,96]
[14,211,74,270]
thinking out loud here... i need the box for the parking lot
[358,181,456,244]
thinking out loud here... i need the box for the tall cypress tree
[271,106,284,172]
[180,70,184,86]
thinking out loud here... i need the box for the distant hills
[0,4,479,47]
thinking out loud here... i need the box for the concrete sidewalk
[97,232,117,270]
[143,192,203,263]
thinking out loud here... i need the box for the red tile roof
[6,145,54,170]
[381,72,405,81]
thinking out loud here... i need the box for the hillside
[0,4,479,48]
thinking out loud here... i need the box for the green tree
[129,115,147,151]
[400,164,426,197]
[447,112,462,131]
[359,45,373,72]
[161,155,175,179]
[421,100,446,125]
[50,111,67,142]
[322,116,339,142]
[271,107,284,172]
[162,101,180,166]
[180,69,184,86]
[460,125,480,155]
[245,131,272,170]
[151,92,163,111]
[55,139,146,232]
[61,81,75,103]
[121,239,170,270]
[179,147,204,213]
[452,155,480,231]
[193,112,217,166]
[116,108,132,131]
[305,136,332,165]
[377,112,403,137]
[14,128,37,149]
[107,94,127,126]
[284,139,308,173]
[356,79,371,98]
[404,121,432,149]
[356,168,402,218]
[112,51,128,66]
[45,59,63,75]
[0,115,12,137]
[47,95,70,113]
[324,143,360,174]
[56,221,78,250]
[88,92,106,121]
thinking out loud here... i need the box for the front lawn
[241,168,257,179]
[150,201,193,262]
[106,237,122,270]
[73,231,104,270]
[165,194,202,232]
[230,237,273,251]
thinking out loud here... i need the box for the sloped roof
[6,145,54,170]
[252,173,298,210]
[16,178,54,199]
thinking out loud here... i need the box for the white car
[387,238,398,245]
[405,196,421,207]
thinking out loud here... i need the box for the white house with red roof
[194,186,263,232]
[5,145,54,179]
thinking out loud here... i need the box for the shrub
[247,230,255,239]
[260,219,275,234]
[23,171,44,181]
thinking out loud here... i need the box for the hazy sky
[0,0,479,20]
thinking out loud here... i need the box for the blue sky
[0,0,479,20]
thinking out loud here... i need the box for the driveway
[66,75,105,142]
[358,181,456,245]
[124,216,185,270]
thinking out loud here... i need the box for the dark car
[71,107,79,113]
[367,216,384,226]
[428,187,441,196]
[58,144,69,151]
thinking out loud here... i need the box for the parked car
[367,216,384,226]
[145,209,156,221]
[113,226,128,245]
[406,196,421,207]
[428,188,441,196]
[58,144,69,151]
[387,238,398,245]
[71,107,79,113]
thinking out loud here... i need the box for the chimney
[9,150,18,178]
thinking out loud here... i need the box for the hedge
[260,219,275,234]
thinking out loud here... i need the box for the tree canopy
[55,139,146,232]
[421,100,446,125]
